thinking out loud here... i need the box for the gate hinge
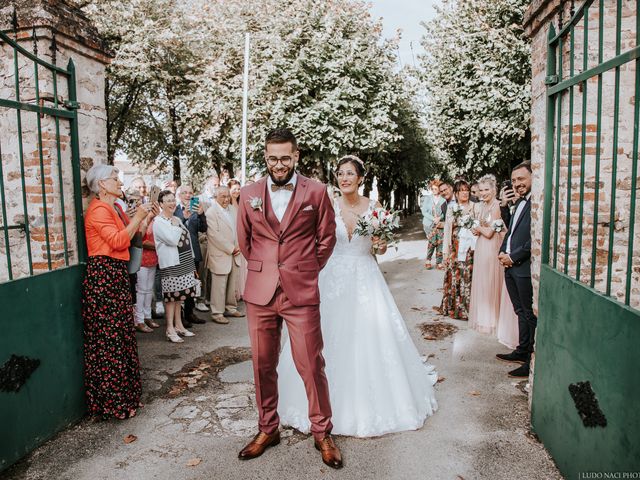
[64,100,80,110]
[545,75,559,85]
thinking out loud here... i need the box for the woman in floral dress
[82,164,154,419]
[439,180,476,319]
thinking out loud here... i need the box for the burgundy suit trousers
[246,289,333,441]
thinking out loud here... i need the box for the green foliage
[420,0,531,179]
[80,0,436,194]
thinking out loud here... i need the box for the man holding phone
[496,162,537,378]
[499,180,517,211]
[175,184,208,326]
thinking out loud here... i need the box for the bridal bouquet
[353,206,401,251]
[491,219,505,233]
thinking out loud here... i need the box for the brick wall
[524,0,640,309]
[0,1,110,282]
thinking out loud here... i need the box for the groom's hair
[265,128,298,151]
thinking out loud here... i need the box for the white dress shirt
[221,205,236,242]
[267,173,297,222]
[506,192,531,254]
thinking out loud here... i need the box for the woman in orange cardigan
[83,164,154,420]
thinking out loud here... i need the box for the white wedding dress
[277,199,438,437]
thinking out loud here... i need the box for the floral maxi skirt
[439,249,474,320]
[82,255,142,418]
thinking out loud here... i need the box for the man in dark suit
[496,162,537,377]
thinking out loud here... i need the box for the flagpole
[241,33,250,185]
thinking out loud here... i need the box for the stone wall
[524,0,640,309]
[0,1,110,282]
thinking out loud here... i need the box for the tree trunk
[377,177,391,206]
[363,175,373,198]
[408,187,418,214]
[169,103,181,182]
[105,76,114,165]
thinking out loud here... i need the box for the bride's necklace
[342,195,360,211]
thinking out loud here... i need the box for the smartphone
[189,196,200,211]
[501,180,513,191]
[149,185,161,204]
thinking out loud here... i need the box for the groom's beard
[269,168,295,186]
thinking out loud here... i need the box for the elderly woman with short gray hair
[82,164,154,420]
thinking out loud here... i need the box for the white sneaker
[155,301,165,316]
[195,301,209,312]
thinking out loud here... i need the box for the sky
[369,0,440,68]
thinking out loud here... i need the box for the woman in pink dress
[496,185,520,348]
[468,174,505,335]
[228,178,247,299]
[497,282,519,348]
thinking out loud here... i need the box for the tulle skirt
[277,252,438,437]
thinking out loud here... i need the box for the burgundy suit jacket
[237,174,336,307]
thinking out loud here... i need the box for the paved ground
[2,215,562,480]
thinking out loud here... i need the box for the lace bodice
[333,198,376,257]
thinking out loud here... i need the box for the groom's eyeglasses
[266,156,293,167]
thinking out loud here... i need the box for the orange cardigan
[85,198,131,260]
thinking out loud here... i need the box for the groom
[236,128,342,469]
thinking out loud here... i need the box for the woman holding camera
[83,165,154,419]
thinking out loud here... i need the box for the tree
[184,0,408,180]
[420,0,531,179]
[80,0,437,195]
[81,0,206,178]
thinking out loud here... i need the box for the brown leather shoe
[211,313,230,324]
[314,434,343,469]
[238,431,280,460]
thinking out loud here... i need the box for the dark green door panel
[0,265,86,471]
[532,266,640,477]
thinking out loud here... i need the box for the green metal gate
[0,26,87,471]
[534,0,640,476]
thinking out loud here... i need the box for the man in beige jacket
[205,186,244,324]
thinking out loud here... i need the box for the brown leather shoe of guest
[238,431,280,460]
[135,323,153,333]
[144,318,160,329]
[314,434,343,469]
[211,314,230,324]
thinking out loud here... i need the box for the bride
[277,155,438,437]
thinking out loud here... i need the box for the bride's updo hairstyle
[336,155,366,185]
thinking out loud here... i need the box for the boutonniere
[248,196,263,212]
